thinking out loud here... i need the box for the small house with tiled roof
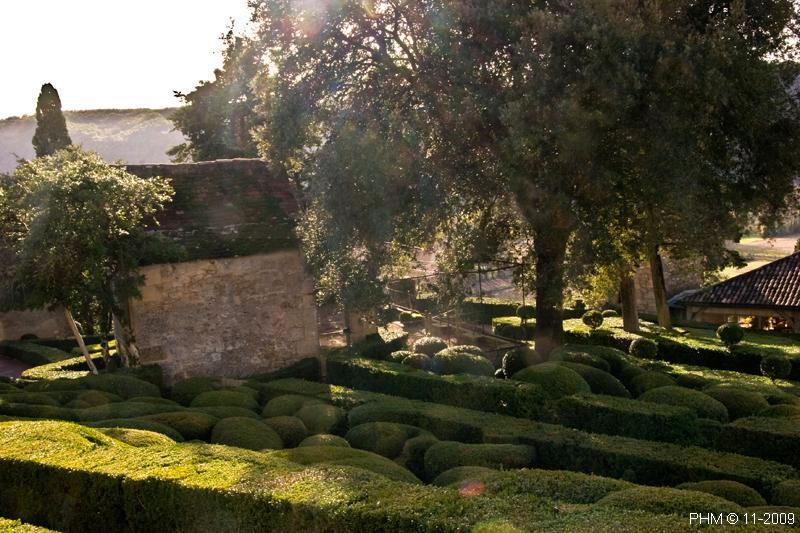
[123,159,319,383]
[683,252,800,332]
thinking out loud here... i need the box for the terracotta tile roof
[683,252,800,310]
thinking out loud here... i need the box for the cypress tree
[32,83,72,157]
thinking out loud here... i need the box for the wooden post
[64,308,98,375]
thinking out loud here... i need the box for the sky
[0,0,253,119]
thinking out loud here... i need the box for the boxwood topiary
[716,323,744,348]
[0,393,59,407]
[501,347,536,378]
[511,363,591,399]
[771,480,800,507]
[210,417,283,450]
[618,364,646,387]
[432,466,498,487]
[582,310,604,330]
[703,388,769,421]
[75,400,180,422]
[401,353,432,371]
[0,402,77,421]
[170,377,219,406]
[673,374,715,390]
[295,403,347,435]
[81,374,160,400]
[596,486,742,515]
[97,427,177,447]
[88,418,184,441]
[345,422,432,459]
[431,350,494,377]
[676,480,766,507]
[550,349,612,373]
[757,404,800,418]
[628,372,676,397]
[601,309,619,318]
[298,434,351,448]
[394,434,439,480]
[190,406,261,420]
[423,441,536,480]
[262,394,325,418]
[761,355,792,383]
[190,390,259,411]
[560,362,631,398]
[263,416,308,447]
[276,445,420,484]
[25,378,88,393]
[629,338,658,359]
[451,345,485,356]
[388,350,416,364]
[639,386,729,422]
[715,416,800,467]
[141,411,220,441]
[412,337,449,357]
[65,390,122,408]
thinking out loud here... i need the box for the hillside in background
[0,108,186,172]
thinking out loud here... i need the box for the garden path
[0,355,30,378]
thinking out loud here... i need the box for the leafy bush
[276,445,420,484]
[64,390,121,408]
[596,486,742,515]
[210,417,283,450]
[388,350,416,364]
[98,427,176,447]
[628,372,676,397]
[298,434,350,447]
[758,404,800,418]
[412,336,448,357]
[703,388,769,420]
[761,355,792,383]
[618,364,646,387]
[716,416,800,468]
[560,362,630,398]
[24,378,88,393]
[345,422,431,458]
[263,416,308,447]
[550,347,612,373]
[629,338,658,359]
[716,323,745,348]
[88,418,184,441]
[516,305,535,323]
[676,480,766,507]
[423,441,536,480]
[401,353,432,371]
[81,374,160,400]
[432,349,494,377]
[639,386,729,422]
[170,377,219,406]
[0,402,76,421]
[357,330,409,360]
[601,309,619,318]
[0,393,59,407]
[557,345,632,376]
[75,400,179,422]
[189,390,259,411]
[294,403,346,435]
[512,363,591,399]
[141,411,219,441]
[582,310,604,330]
[501,347,536,378]
[771,480,800,507]
[431,466,497,487]
[190,406,260,420]
[262,394,324,418]
[395,434,439,479]
[673,373,715,390]
[0,341,72,366]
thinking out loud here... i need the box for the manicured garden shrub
[388,350,416,364]
[629,338,658,359]
[704,388,769,420]
[210,417,283,450]
[601,309,619,318]
[357,330,409,360]
[190,390,259,411]
[716,323,744,348]
[345,422,431,458]
[673,373,715,390]
[298,434,350,447]
[557,345,632,375]
[0,341,72,366]
[551,349,612,373]
[88,418,184,441]
[98,427,176,447]
[432,349,494,377]
[412,336,448,357]
[262,394,324,418]
[0,402,76,421]
[676,480,766,507]
[169,377,220,406]
[560,362,630,398]
[190,406,260,420]
[276,445,420,484]
[761,355,792,383]
[0,383,19,393]
[771,480,800,507]
[401,353,432,371]
[618,364,646,387]
[596,486,742,515]
[81,374,160,400]
[516,305,536,324]
[24,378,88,393]
[431,466,497,487]
[295,403,346,435]
[582,310,604,330]
[501,347,536,378]
[716,416,800,468]
[423,441,536,480]
[65,390,121,408]
[263,416,308,447]
[639,386,729,422]
[628,372,676,397]
[0,393,59,407]
[395,434,439,479]
[758,404,800,418]
[474,468,635,504]
[74,400,179,422]
[141,411,219,441]
[512,363,591,399]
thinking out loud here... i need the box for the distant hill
[0,108,186,173]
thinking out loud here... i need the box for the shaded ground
[0,355,30,378]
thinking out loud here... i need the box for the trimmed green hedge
[676,480,766,507]
[716,416,800,468]
[210,417,283,450]
[638,386,729,423]
[560,362,630,398]
[596,486,742,515]
[190,390,259,410]
[704,388,770,420]
[298,434,350,448]
[512,363,591,399]
[346,422,432,459]
[98,427,176,447]
[0,517,58,532]
[431,350,494,377]
[263,416,308,448]
[0,341,72,366]
[423,441,536,480]
[771,480,800,507]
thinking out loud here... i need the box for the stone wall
[129,251,319,383]
[0,308,71,342]
[634,256,704,314]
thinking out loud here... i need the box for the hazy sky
[0,0,252,119]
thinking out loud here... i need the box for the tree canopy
[32,83,72,158]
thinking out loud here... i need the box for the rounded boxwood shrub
[262,394,324,418]
[190,406,260,420]
[295,403,346,435]
[628,372,676,397]
[597,486,742,515]
[0,402,76,421]
[512,363,591,399]
[704,388,769,420]
[674,374,715,390]
[387,350,416,364]
[210,417,283,450]
[432,466,498,487]
[89,418,184,441]
[639,386,729,422]
[502,347,536,378]
[556,345,632,376]
[582,310,604,330]
[75,400,179,422]
[98,427,176,447]
[423,441,536,480]
[395,434,439,479]
[761,355,792,383]
[758,404,800,418]
[0,393,59,407]
[279,446,421,484]
[629,338,658,359]
[449,345,485,356]
[401,353,432,371]
[601,309,619,318]
[560,362,631,398]
[516,305,535,323]
[141,411,219,441]
[618,364,646,387]
[716,322,744,348]
[771,480,800,507]
[65,390,121,409]
[432,349,494,377]
[345,422,432,459]
[170,377,219,406]
[551,349,611,373]
[676,480,766,507]
[412,336,449,357]
[130,396,181,407]
[263,416,308,448]
[190,390,259,411]
[298,434,350,448]
[25,378,88,393]
[82,374,161,400]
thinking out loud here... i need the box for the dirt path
[0,355,30,378]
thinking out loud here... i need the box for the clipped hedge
[275,445,421,484]
[190,390,259,411]
[140,411,219,441]
[628,372,676,397]
[170,377,219,406]
[298,434,351,448]
[210,417,283,450]
[638,386,729,423]
[771,480,800,507]
[676,480,766,507]
[560,362,630,398]
[431,350,495,377]
[262,394,324,418]
[704,388,769,421]
[596,486,742,515]
[716,416,800,468]
[0,341,72,366]
[512,363,591,399]
[98,427,176,448]
[294,403,346,435]
[263,416,308,448]
[88,418,184,442]
[423,441,536,480]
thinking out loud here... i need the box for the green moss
[345,422,432,459]
[431,350,495,377]
[81,374,160,400]
[140,411,219,441]
[704,388,769,420]
[298,434,350,447]
[261,394,324,418]
[639,386,729,423]
[88,418,184,441]
[511,363,591,399]
[597,486,742,515]
[263,416,308,447]
[98,427,176,447]
[628,372,676,397]
[424,441,536,480]
[170,377,219,406]
[294,403,346,435]
[210,417,283,451]
[276,445,420,484]
[676,480,766,507]
[771,480,800,507]
[190,390,259,411]
[560,363,630,398]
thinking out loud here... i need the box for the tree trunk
[619,271,640,333]
[64,308,98,375]
[648,247,672,329]
[112,313,130,368]
[533,229,568,358]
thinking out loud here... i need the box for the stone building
[124,159,319,383]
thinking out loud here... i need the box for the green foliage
[294,403,346,435]
[0,341,72,366]
[88,418,184,441]
[189,390,258,411]
[170,377,219,406]
[141,411,219,441]
[629,338,658,359]
[560,363,630,398]
[98,427,176,447]
[703,389,769,421]
[0,393,58,407]
[263,416,308,448]
[65,390,121,408]
[74,401,178,422]
[717,323,745,348]
[582,311,604,330]
[345,422,431,459]
[758,404,800,418]
[388,350,415,364]
[601,310,619,318]
[512,363,591,399]
[716,416,800,468]
[761,355,792,382]
[395,434,439,480]
[431,349,495,377]
[638,386,729,423]
[0,402,75,421]
[81,374,160,400]
[771,480,800,507]
[401,353,432,371]
[210,417,283,451]
[676,480,766,508]
[298,434,350,448]
[628,372,675,397]
[431,466,497,487]
[597,487,742,515]
[412,337,448,357]
[423,441,536,481]
[32,83,72,157]
[261,394,324,418]
[551,348,612,373]
[190,406,260,420]
[516,305,535,323]
[449,345,485,356]
[275,446,420,484]
[501,347,537,378]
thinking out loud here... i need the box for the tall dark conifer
[32,83,72,157]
